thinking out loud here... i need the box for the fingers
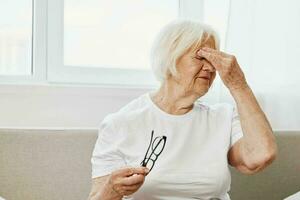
[197,47,246,90]
[112,167,148,186]
[201,47,230,58]
[108,166,149,197]
[131,167,149,175]
[197,47,236,71]
[197,49,223,70]
[121,174,145,186]
[122,180,144,191]
[117,167,149,177]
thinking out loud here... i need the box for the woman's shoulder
[102,93,150,123]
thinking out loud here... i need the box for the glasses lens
[145,158,155,172]
[152,137,166,155]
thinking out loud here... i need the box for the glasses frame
[140,130,167,172]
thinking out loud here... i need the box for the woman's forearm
[88,181,123,200]
[99,183,123,200]
[89,190,122,200]
[230,84,277,169]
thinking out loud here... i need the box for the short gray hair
[150,19,220,83]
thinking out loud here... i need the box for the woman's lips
[197,76,210,80]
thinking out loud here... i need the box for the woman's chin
[195,86,210,96]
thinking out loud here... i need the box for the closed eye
[193,56,205,61]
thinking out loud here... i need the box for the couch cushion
[229,132,300,200]
[0,129,299,200]
[0,129,97,200]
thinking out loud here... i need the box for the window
[1,0,205,86]
[0,0,33,76]
[48,0,203,86]
[64,0,178,70]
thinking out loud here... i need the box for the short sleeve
[91,116,125,178]
[230,106,244,148]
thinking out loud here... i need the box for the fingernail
[145,168,150,173]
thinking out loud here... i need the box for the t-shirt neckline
[145,92,197,120]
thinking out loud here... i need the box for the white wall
[0,84,152,129]
[220,0,300,131]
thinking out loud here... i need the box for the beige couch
[0,129,299,200]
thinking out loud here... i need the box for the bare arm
[88,175,106,200]
[198,47,278,174]
[228,85,277,173]
[88,175,123,200]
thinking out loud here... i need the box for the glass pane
[0,0,33,75]
[64,0,178,70]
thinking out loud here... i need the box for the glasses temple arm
[141,130,154,166]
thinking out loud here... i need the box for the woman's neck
[150,80,201,115]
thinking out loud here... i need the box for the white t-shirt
[91,92,243,200]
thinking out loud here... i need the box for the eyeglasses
[140,130,167,173]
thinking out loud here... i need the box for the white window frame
[47,0,205,87]
[0,0,48,85]
[0,0,206,87]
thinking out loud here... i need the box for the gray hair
[150,19,220,83]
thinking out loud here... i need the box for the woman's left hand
[197,47,248,92]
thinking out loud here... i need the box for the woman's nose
[202,63,215,72]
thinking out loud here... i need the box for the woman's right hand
[101,167,149,200]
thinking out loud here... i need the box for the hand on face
[197,47,248,91]
[173,47,217,97]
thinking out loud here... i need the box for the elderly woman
[88,20,277,200]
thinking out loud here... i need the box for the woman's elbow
[245,145,278,173]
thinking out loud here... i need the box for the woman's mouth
[197,76,210,80]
